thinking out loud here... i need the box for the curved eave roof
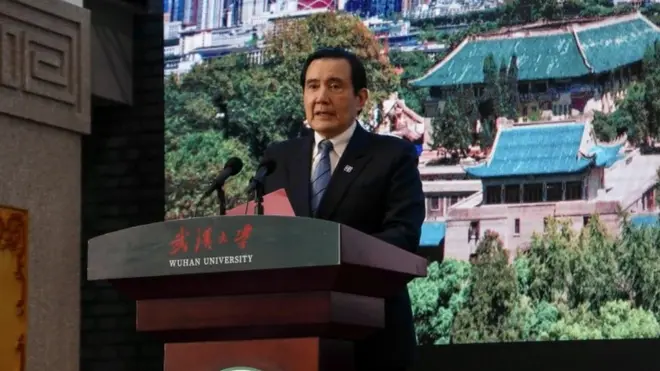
[464,123,623,179]
[465,157,595,179]
[411,13,660,88]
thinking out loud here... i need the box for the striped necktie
[311,139,333,215]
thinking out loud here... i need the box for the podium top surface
[87,215,427,282]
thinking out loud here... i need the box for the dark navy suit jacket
[262,124,425,369]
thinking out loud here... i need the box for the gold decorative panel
[0,206,27,371]
[0,0,90,134]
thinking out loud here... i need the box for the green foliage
[408,260,471,345]
[643,41,660,141]
[429,96,472,158]
[502,0,563,25]
[481,53,500,119]
[409,217,660,344]
[591,42,660,146]
[428,52,519,156]
[165,131,256,220]
[452,231,519,343]
[505,55,520,120]
[618,223,660,314]
[412,0,635,30]
[388,50,435,113]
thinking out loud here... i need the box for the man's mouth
[315,111,334,117]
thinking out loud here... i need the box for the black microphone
[201,157,244,199]
[245,159,276,194]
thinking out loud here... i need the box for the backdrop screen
[164,0,660,345]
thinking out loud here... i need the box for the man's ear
[357,88,369,110]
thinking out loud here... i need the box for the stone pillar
[0,1,90,371]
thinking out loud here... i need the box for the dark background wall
[80,13,165,371]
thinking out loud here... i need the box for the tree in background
[592,42,660,146]
[502,0,562,24]
[165,132,256,219]
[480,53,500,120]
[618,219,660,315]
[410,214,660,344]
[429,97,471,160]
[451,231,519,343]
[409,260,471,345]
[388,50,435,114]
[497,58,510,117]
[506,55,520,120]
[643,40,660,142]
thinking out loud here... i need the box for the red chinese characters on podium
[169,224,253,256]
[195,227,213,253]
[234,224,253,249]
[169,188,292,256]
[169,227,189,256]
[218,231,228,244]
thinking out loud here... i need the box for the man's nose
[314,86,330,102]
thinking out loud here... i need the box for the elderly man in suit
[262,47,425,371]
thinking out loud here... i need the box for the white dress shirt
[311,121,357,179]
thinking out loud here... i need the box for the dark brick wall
[80,13,165,371]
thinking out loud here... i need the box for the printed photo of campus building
[415,11,660,261]
[163,0,660,344]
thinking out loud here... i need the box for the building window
[504,184,521,203]
[485,185,502,204]
[552,103,569,116]
[523,183,544,203]
[546,182,563,202]
[429,197,440,210]
[643,189,655,211]
[449,195,463,206]
[514,218,520,235]
[565,181,583,200]
[468,221,480,242]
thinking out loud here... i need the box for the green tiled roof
[578,18,658,74]
[464,122,623,179]
[412,13,660,87]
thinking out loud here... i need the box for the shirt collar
[313,121,357,157]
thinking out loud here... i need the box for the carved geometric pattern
[0,205,28,371]
[0,0,90,133]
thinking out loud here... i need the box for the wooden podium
[87,191,427,371]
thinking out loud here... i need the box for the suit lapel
[287,135,313,217]
[316,125,373,219]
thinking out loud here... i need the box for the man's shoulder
[366,132,418,157]
[264,136,307,157]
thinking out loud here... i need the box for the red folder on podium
[226,188,295,216]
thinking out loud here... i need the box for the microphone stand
[197,183,228,217]
[253,178,265,215]
[217,186,227,216]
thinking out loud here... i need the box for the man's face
[303,58,368,138]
